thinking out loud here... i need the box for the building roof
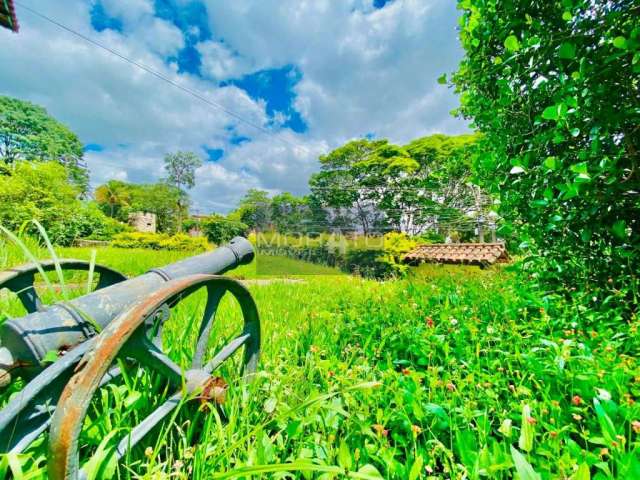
[404,243,509,266]
[0,0,19,32]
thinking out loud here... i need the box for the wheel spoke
[124,335,183,385]
[203,333,251,374]
[115,391,183,460]
[0,340,92,453]
[192,288,225,369]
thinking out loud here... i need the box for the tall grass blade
[32,219,68,300]
[87,249,97,294]
[0,224,56,299]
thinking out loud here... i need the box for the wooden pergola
[404,243,509,267]
[0,0,18,32]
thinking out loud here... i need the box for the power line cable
[15,1,309,153]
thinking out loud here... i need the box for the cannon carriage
[0,237,260,479]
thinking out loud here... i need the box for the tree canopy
[0,95,88,193]
[309,134,485,237]
[453,0,639,306]
[94,180,186,233]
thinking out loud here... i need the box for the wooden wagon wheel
[47,274,260,480]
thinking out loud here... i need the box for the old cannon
[0,237,260,479]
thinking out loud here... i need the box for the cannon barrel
[0,236,254,380]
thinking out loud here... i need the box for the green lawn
[0,244,639,479]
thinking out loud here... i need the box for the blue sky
[1,0,467,212]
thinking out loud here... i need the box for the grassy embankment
[0,241,638,479]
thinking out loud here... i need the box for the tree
[163,151,203,230]
[0,161,108,245]
[95,180,131,218]
[201,215,248,244]
[164,151,203,191]
[131,182,185,233]
[452,0,639,308]
[232,189,272,231]
[94,181,186,233]
[310,139,387,234]
[310,135,483,236]
[271,192,309,234]
[0,95,88,193]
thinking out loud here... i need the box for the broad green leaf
[570,162,588,174]
[544,157,558,170]
[338,441,352,471]
[573,463,591,480]
[611,220,628,240]
[593,398,617,445]
[355,464,384,479]
[264,397,277,413]
[408,456,423,480]
[504,35,521,52]
[81,429,121,480]
[562,11,572,21]
[437,73,447,84]
[542,105,559,120]
[519,404,535,452]
[543,188,554,200]
[559,42,576,59]
[42,350,60,364]
[510,446,541,480]
[613,36,627,49]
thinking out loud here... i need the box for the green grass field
[1,243,639,479]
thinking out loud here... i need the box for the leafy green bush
[111,232,209,251]
[201,215,248,245]
[453,1,639,316]
[85,216,131,241]
[0,161,111,245]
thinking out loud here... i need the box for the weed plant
[0,241,638,478]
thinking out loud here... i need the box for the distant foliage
[453,0,639,313]
[201,215,248,245]
[111,232,209,251]
[0,95,88,194]
[163,151,203,191]
[253,231,419,278]
[94,180,186,233]
[0,161,109,245]
[309,134,487,236]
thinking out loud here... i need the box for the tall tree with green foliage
[0,96,88,193]
[163,151,203,191]
[163,151,203,230]
[310,139,387,234]
[453,0,639,311]
[310,135,482,236]
[95,180,131,218]
[231,189,272,231]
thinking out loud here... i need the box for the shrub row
[254,232,418,278]
[111,232,209,252]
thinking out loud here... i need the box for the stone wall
[128,212,157,233]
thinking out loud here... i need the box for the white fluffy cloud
[0,0,469,212]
